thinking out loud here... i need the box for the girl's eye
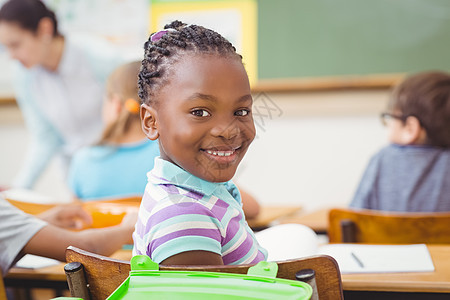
[191,109,210,117]
[235,109,250,117]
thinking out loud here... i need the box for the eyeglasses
[380,112,407,126]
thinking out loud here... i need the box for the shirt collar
[149,157,241,203]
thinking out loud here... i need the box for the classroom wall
[235,89,388,212]
[0,0,395,210]
[0,89,389,211]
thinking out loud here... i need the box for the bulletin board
[150,0,258,85]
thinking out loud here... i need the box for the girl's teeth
[206,150,233,156]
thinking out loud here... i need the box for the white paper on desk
[318,244,435,274]
[14,254,61,269]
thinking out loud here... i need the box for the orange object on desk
[82,200,140,228]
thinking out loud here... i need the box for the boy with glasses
[350,71,450,212]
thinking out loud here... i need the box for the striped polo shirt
[132,157,267,265]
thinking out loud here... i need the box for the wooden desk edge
[279,207,331,232]
[251,73,404,93]
[342,280,450,293]
[342,244,450,293]
[6,268,67,282]
[247,205,303,228]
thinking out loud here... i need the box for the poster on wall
[151,0,258,85]
[43,0,149,59]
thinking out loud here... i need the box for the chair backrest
[328,208,450,243]
[65,246,343,300]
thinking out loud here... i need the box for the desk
[6,245,450,298]
[343,244,450,293]
[280,207,330,233]
[6,198,300,230]
[0,93,15,104]
[4,264,67,290]
[246,205,302,229]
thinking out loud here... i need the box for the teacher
[0,0,125,188]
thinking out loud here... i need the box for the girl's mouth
[201,146,241,163]
[205,149,235,157]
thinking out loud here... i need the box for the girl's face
[142,54,255,182]
[0,21,49,68]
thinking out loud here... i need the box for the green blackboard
[258,0,450,80]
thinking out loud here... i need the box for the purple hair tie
[150,24,194,43]
[150,28,179,42]
[150,30,168,42]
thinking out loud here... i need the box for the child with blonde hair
[68,61,159,200]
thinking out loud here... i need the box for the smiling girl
[132,21,268,266]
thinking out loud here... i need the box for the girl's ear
[140,103,159,140]
[401,116,427,145]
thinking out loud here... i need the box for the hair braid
[138,20,241,105]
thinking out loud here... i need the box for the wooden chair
[0,270,6,300]
[328,208,450,243]
[65,246,343,300]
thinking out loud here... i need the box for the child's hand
[120,208,139,229]
[119,208,139,244]
[38,203,93,229]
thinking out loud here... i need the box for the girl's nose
[210,120,240,140]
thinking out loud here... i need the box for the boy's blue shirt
[350,143,450,212]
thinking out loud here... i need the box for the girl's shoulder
[72,145,116,162]
[118,139,159,152]
[73,140,158,165]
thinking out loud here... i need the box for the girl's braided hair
[138,20,242,105]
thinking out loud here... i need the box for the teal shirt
[68,139,159,200]
[133,157,268,264]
